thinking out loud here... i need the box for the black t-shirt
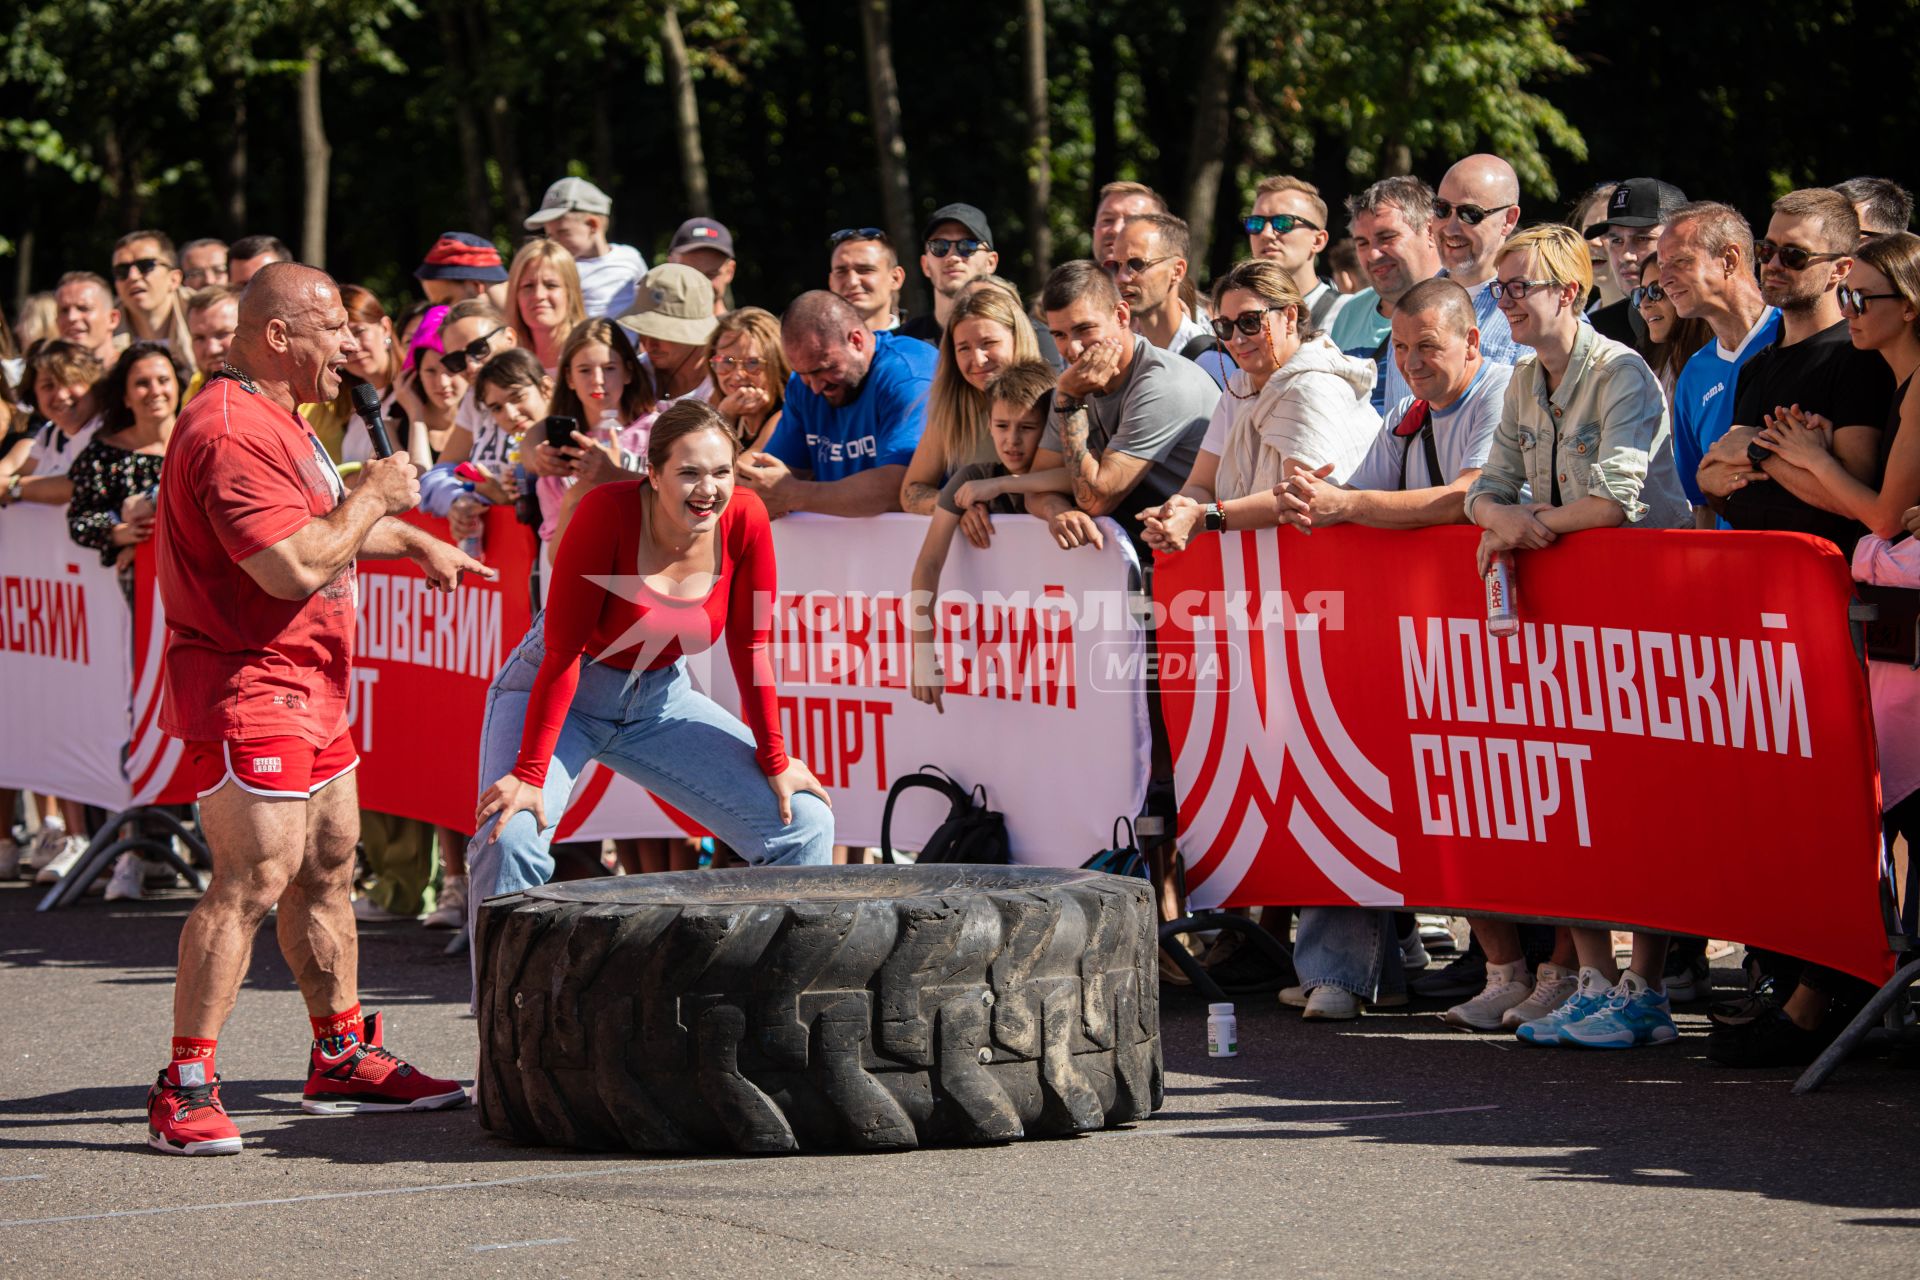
[897,313,942,346]
[1589,298,1636,346]
[1723,319,1894,551]
[935,460,1026,516]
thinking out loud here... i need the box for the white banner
[0,505,134,810]
[554,513,1152,865]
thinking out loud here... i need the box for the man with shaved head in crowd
[146,262,488,1157]
[1432,154,1525,368]
[737,289,936,517]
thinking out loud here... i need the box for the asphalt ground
[4,878,1919,1279]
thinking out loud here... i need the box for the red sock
[311,1004,364,1047]
[167,1036,218,1087]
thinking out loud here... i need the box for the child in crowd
[910,359,1079,711]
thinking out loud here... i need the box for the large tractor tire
[475,865,1162,1154]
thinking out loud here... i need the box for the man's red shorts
[183,732,359,800]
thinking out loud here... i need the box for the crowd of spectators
[4,161,1916,1070]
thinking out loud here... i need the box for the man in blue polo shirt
[1659,200,1781,526]
[740,290,936,516]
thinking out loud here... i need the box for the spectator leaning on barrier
[1140,258,1379,556]
[1466,223,1691,1050]
[0,340,105,509]
[709,307,788,454]
[226,234,291,288]
[1246,174,1350,335]
[1705,230,1920,1067]
[1432,154,1525,368]
[910,359,1071,711]
[55,271,122,370]
[179,238,229,291]
[111,230,196,371]
[901,277,1042,515]
[1835,176,1914,238]
[1659,200,1781,527]
[828,227,905,334]
[524,177,647,320]
[412,231,508,312]
[667,218,737,317]
[1026,261,1218,557]
[899,203,1001,346]
[737,290,935,517]
[184,286,241,402]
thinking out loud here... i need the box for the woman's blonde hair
[505,239,587,353]
[1498,223,1594,297]
[549,318,656,425]
[710,307,789,444]
[1855,231,1920,339]
[926,277,1041,472]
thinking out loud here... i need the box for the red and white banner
[1154,525,1896,983]
[128,508,1150,863]
[0,506,135,810]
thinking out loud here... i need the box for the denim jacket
[1466,324,1691,528]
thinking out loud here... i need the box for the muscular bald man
[147,263,492,1156]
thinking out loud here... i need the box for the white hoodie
[1212,334,1381,499]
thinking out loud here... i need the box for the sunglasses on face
[1209,307,1281,341]
[710,355,766,374]
[1103,255,1174,277]
[1754,240,1845,271]
[1432,200,1514,227]
[1241,213,1320,236]
[925,238,988,259]
[1489,277,1558,302]
[437,325,507,376]
[830,227,889,247]
[112,258,174,281]
[1631,282,1667,306]
[1839,286,1902,315]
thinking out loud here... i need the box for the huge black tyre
[475,864,1163,1154]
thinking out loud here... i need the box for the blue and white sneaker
[1514,966,1613,1046]
[1560,975,1679,1049]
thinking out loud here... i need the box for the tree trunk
[1089,13,1117,240]
[13,155,35,314]
[659,5,712,218]
[438,2,491,229]
[857,0,924,316]
[1022,0,1052,290]
[1180,0,1240,275]
[219,74,248,236]
[590,79,615,200]
[463,6,528,223]
[298,50,331,269]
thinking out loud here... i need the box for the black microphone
[352,382,393,459]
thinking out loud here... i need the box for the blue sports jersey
[766,331,937,482]
[1672,307,1781,507]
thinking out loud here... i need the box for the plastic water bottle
[1207,1002,1238,1057]
[1485,554,1519,638]
[455,482,484,561]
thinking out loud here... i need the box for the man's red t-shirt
[156,375,354,748]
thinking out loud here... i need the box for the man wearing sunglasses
[1699,189,1893,552]
[111,229,196,371]
[827,228,906,335]
[900,203,1001,345]
[1432,154,1524,370]
[1110,213,1215,379]
[1245,175,1350,335]
[1659,201,1781,527]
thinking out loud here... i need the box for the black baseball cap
[1583,178,1689,238]
[922,202,993,247]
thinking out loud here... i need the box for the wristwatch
[3,476,20,506]
[1052,394,1085,415]
[1202,502,1228,533]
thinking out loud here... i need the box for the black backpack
[878,767,1010,865]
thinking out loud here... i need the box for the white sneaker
[1302,986,1361,1020]
[421,876,468,929]
[1501,962,1579,1029]
[20,820,68,877]
[1279,984,1311,1008]
[1443,959,1532,1031]
[352,896,416,923]
[104,853,145,902]
[0,838,19,880]
[34,835,88,884]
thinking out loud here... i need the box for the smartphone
[545,415,580,450]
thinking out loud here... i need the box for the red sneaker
[301,1011,469,1115]
[147,1070,243,1156]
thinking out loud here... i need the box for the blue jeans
[466,624,835,931]
[1292,907,1404,1000]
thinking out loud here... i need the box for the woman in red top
[468,401,833,921]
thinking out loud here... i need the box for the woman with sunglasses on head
[710,307,789,453]
[1138,258,1379,554]
[1465,224,1690,1051]
[900,278,1043,528]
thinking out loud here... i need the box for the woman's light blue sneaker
[1514,966,1613,1046]
[1561,977,1679,1049]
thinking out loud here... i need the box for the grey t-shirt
[1042,336,1219,537]
[935,460,1025,516]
